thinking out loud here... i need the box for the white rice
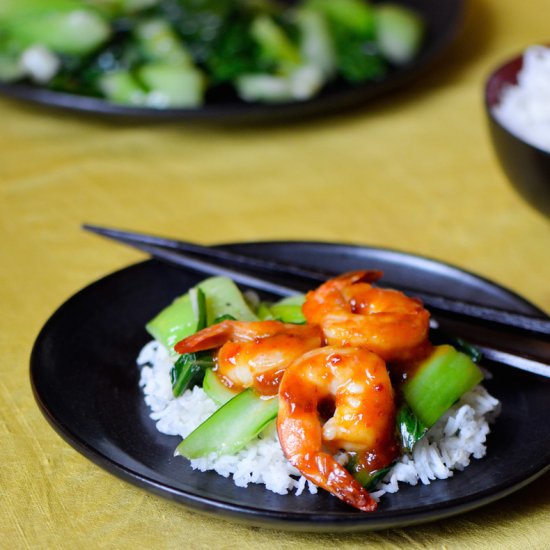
[137,340,500,501]
[493,45,550,152]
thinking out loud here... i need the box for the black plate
[1,1,464,121]
[30,242,550,532]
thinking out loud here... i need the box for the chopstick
[82,224,550,378]
[83,224,550,337]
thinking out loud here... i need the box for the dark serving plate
[1,1,464,121]
[30,242,550,532]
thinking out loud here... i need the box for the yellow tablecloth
[1,1,549,548]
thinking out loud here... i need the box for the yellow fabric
[1,0,549,548]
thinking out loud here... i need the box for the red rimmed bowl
[485,49,550,219]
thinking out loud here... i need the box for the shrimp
[277,346,397,512]
[174,320,323,395]
[302,270,431,362]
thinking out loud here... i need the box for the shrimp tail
[308,271,382,297]
[336,270,383,286]
[174,320,233,354]
[283,441,378,512]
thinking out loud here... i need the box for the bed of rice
[493,45,550,152]
[137,340,500,501]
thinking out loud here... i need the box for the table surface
[1,1,549,548]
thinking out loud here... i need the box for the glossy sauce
[215,331,322,396]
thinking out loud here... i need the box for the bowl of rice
[485,45,550,219]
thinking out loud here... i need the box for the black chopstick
[114,238,301,297]
[83,224,550,377]
[83,223,329,283]
[83,224,550,338]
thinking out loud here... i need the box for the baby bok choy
[145,276,257,351]
[176,389,279,459]
[395,344,484,454]
[346,344,484,488]
[400,344,484,433]
[142,277,303,458]
[144,275,291,459]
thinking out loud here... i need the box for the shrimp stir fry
[277,346,398,512]
[302,270,431,362]
[174,320,322,395]
[174,271,432,512]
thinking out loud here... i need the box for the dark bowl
[485,50,550,218]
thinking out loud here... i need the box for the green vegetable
[204,15,264,84]
[0,0,81,21]
[3,9,111,56]
[0,53,24,82]
[176,389,279,458]
[276,294,306,306]
[47,28,140,96]
[88,0,159,17]
[402,345,484,428]
[167,282,251,397]
[146,276,258,351]
[351,349,479,485]
[295,7,336,78]
[157,0,234,64]
[307,0,385,83]
[235,72,292,102]
[447,337,482,363]
[331,26,385,82]
[171,351,213,397]
[307,0,376,37]
[250,15,301,70]
[138,62,205,108]
[374,4,425,65]
[256,292,307,323]
[203,368,238,405]
[212,313,237,324]
[346,453,393,489]
[134,18,193,66]
[189,286,207,331]
[267,304,306,324]
[146,292,194,350]
[98,70,146,105]
[199,276,258,325]
[396,403,428,453]
[256,302,274,320]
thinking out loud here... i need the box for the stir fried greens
[0,0,426,107]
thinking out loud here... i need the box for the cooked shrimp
[174,320,323,395]
[302,270,430,362]
[277,346,397,512]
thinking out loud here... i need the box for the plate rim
[30,240,550,532]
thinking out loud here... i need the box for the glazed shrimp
[302,270,430,362]
[174,320,323,395]
[277,346,397,512]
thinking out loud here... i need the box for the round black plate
[30,242,550,532]
[1,1,464,121]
